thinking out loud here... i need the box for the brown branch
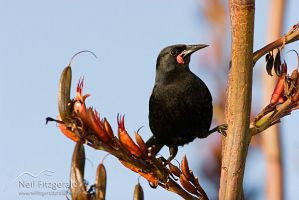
[253,23,299,64]
[86,137,204,200]
[250,98,297,136]
[219,0,255,199]
[160,178,200,200]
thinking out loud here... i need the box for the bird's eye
[170,49,178,56]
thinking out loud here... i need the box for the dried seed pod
[96,163,107,200]
[181,155,192,180]
[168,163,181,177]
[103,118,114,138]
[274,50,282,76]
[179,174,198,196]
[266,51,274,76]
[58,66,72,121]
[134,131,147,152]
[88,108,110,143]
[270,75,285,104]
[133,183,144,200]
[70,143,89,200]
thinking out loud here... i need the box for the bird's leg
[208,124,228,136]
[164,146,178,165]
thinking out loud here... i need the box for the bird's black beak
[181,44,209,58]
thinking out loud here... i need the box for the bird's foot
[209,124,228,136]
[163,146,178,166]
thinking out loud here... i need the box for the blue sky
[0,1,298,199]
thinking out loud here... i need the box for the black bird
[148,44,225,163]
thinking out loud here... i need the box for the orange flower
[117,115,143,157]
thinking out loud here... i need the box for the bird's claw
[216,124,228,136]
[208,124,228,136]
[163,146,178,166]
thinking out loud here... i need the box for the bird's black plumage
[148,44,213,153]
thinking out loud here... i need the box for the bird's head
[155,44,208,83]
